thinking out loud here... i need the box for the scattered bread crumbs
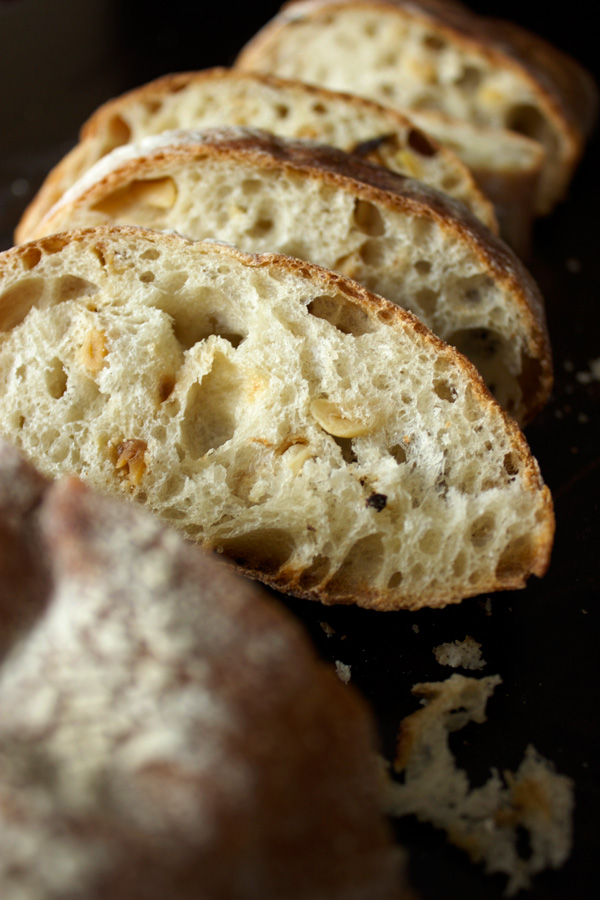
[433,635,486,670]
[334,660,351,684]
[575,357,600,384]
[320,621,335,637]
[412,624,419,634]
[384,674,574,896]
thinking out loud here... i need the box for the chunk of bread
[0,226,554,610]
[26,127,551,424]
[14,67,497,245]
[236,0,598,215]
[385,674,574,895]
[0,442,403,900]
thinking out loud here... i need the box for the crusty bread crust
[14,66,496,245]
[236,0,598,213]
[29,127,552,424]
[0,226,554,610]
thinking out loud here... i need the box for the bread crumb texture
[0,441,402,900]
[433,634,486,669]
[0,227,553,609]
[385,674,574,895]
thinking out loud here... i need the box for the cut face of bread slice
[27,127,551,424]
[0,227,554,610]
[0,443,403,900]
[14,67,496,245]
[406,109,546,253]
[236,0,598,215]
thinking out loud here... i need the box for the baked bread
[14,67,497,244]
[406,108,546,253]
[25,127,552,424]
[236,0,598,215]
[0,440,403,900]
[0,226,554,610]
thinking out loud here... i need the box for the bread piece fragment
[27,127,551,424]
[236,0,598,215]
[0,227,554,609]
[385,674,574,895]
[14,67,496,244]
[0,445,403,900]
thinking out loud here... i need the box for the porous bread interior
[85,73,494,228]
[238,3,566,211]
[37,139,537,422]
[0,231,551,609]
[16,70,495,244]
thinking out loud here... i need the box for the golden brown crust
[33,127,552,421]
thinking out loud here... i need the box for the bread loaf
[0,226,554,610]
[26,127,551,424]
[14,67,496,244]
[236,0,598,215]
[0,440,403,900]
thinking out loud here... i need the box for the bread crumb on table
[385,674,574,896]
[335,660,351,684]
[433,635,486,670]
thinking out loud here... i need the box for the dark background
[1,2,598,898]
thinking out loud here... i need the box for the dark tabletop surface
[1,2,598,898]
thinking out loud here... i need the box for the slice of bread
[0,441,403,900]
[26,127,551,424]
[0,226,554,610]
[236,0,598,215]
[14,67,497,245]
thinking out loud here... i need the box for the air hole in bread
[387,571,403,589]
[105,114,132,151]
[390,443,408,465]
[247,217,274,238]
[55,275,99,303]
[433,378,457,402]
[179,354,242,459]
[311,101,327,115]
[153,290,246,350]
[45,357,68,399]
[470,511,496,547]
[419,527,442,555]
[0,278,44,331]
[495,534,534,582]
[454,66,483,91]
[140,247,161,261]
[415,287,438,317]
[503,451,519,477]
[453,550,467,577]
[358,238,389,267]
[307,294,375,336]
[158,375,176,403]
[422,34,446,51]
[414,259,432,275]
[505,104,547,142]
[20,246,42,271]
[227,443,274,505]
[441,174,460,192]
[326,532,385,593]
[353,199,386,236]
[139,271,155,283]
[216,527,295,574]
[42,235,69,254]
[407,128,437,157]
[92,177,178,223]
[241,178,263,196]
[297,555,331,590]
[331,435,358,464]
[275,103,290,119]
[411,217,434,247]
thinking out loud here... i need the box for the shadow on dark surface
[0,1,598,898]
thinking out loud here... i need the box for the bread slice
[25,127,551,424]
[406,109,546,253]
[0,442,403,900]
[0,226,554,610]
[14,67,497,245]
[236,0,598,215]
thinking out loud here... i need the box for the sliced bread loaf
[26,127,551,424]
[0,226,554,610]
[236,0,597,215]
[14,67,496,244]
[0,441,402,900]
